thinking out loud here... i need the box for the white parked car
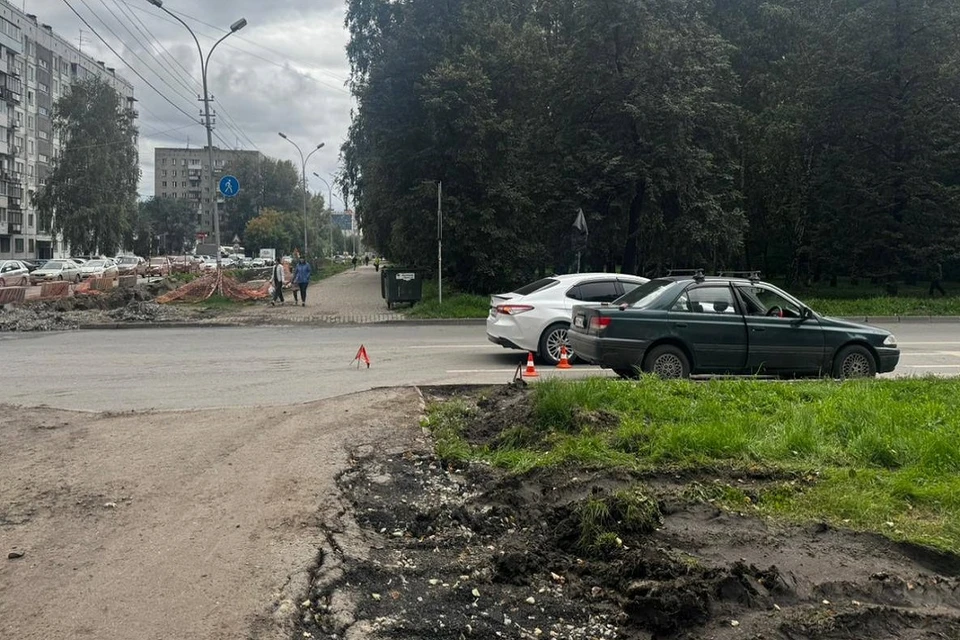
[0,260,30,287]
[79,259,120,280]
[487,272,648,365]
[30,259,82,284]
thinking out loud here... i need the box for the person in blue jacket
[292,257,312,306]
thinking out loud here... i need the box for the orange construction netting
[156,269,272,304]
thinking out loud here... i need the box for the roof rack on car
[716,270,763,282]
[666,268,706,283]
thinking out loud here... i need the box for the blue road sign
[218,175,240,198]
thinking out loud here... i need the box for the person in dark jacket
[929,262,946,297]
[292,257,312,306]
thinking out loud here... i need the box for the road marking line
[407,345,495,349]
[902,365,960,369]
[898,342,960,346]
[899,352,948,356]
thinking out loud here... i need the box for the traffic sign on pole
[218,175,240,198]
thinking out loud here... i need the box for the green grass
[806,296,960,317]
[312,261,351,281]
[426,377,960,552]
[404,279,490,318]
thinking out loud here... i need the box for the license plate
[574,315,585,329]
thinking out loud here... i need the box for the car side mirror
[800,307,812,321]
[619,303,628,311]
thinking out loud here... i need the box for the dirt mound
[301,391,960,640]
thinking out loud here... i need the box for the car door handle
[752,327,765,332]
[674,323,687,328]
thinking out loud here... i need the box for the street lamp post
[312,172,334,257]
[146,0,246,272]
[422,180,442,305]
[279,134,323,258]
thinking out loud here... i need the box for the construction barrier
[118,275,137,289]
[0,286,26,305]
[40,281,71,298]
[89,278,114,292]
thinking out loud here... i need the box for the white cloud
[30,0,353,208]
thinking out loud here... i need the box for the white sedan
[487,272,648,365]
[79,259,119,280]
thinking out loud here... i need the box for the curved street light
[312,172,335,255]
[146,0,246,272]
[279,133,324,257]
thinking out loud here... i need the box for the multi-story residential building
[0,3,136,260]
[154,147,263,237]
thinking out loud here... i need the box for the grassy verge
[404,279,490,318]
[427,377,960,552]
[188,294,255,311]
[806,296,960,317]
[313,261,351,281]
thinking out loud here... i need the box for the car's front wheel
[832,345,877,379]
[642,344,691,379]
[539,322,576,366]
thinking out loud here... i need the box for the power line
[75,0,256,152]
[59,0,200,124]
[117,0,351,95]
[107,0,258,150]
[104,0,260,151]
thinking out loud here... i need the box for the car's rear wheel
[642,345,691,379]
[832,345,877,379]
[539,322,576,366]
[57,275,63,281]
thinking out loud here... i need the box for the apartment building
[0,2,136,260]
[154,147,263,236]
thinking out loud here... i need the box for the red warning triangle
[353,344,371,368]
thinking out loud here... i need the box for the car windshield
[85,260,105,268]
[119,257,137,264]
[614,278,676,309]
[512,278,559,296]
[43,261,66,270]
[150,258,166,265]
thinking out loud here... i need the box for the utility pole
[312,172,334,257]
[437,181,442,306]
[146,0,246,276]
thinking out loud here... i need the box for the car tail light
[590,316,612,331]
[495,304,535,315]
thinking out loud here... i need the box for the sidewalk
[214,264,403,325]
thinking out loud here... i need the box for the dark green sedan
[568,274,899,379]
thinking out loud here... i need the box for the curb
[76,317,489,330]
[839,316,960,324]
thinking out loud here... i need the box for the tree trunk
[621,180,646,275]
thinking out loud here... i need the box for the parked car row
[488,271,900,379]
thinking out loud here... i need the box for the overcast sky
[28,0,353,209]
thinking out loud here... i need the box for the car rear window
[512,278,559,296]
[615,279,676,309]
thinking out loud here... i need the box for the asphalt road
[1,322,958,411]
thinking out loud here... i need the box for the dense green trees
[343,0,960,292]
[220,155,303,244]
[36,77,139,256]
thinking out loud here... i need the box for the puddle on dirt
[299,385,960,639]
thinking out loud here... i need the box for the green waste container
[381,268,423,309]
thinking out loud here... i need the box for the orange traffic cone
[556,345,573,369]
[523,352,539,378]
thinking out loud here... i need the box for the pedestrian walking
[374,256,381,272]
[293,257,312,306]
[929,261,947,297]
[352,255,358,270]
[270,261,286,306]
[364,255,370,267]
